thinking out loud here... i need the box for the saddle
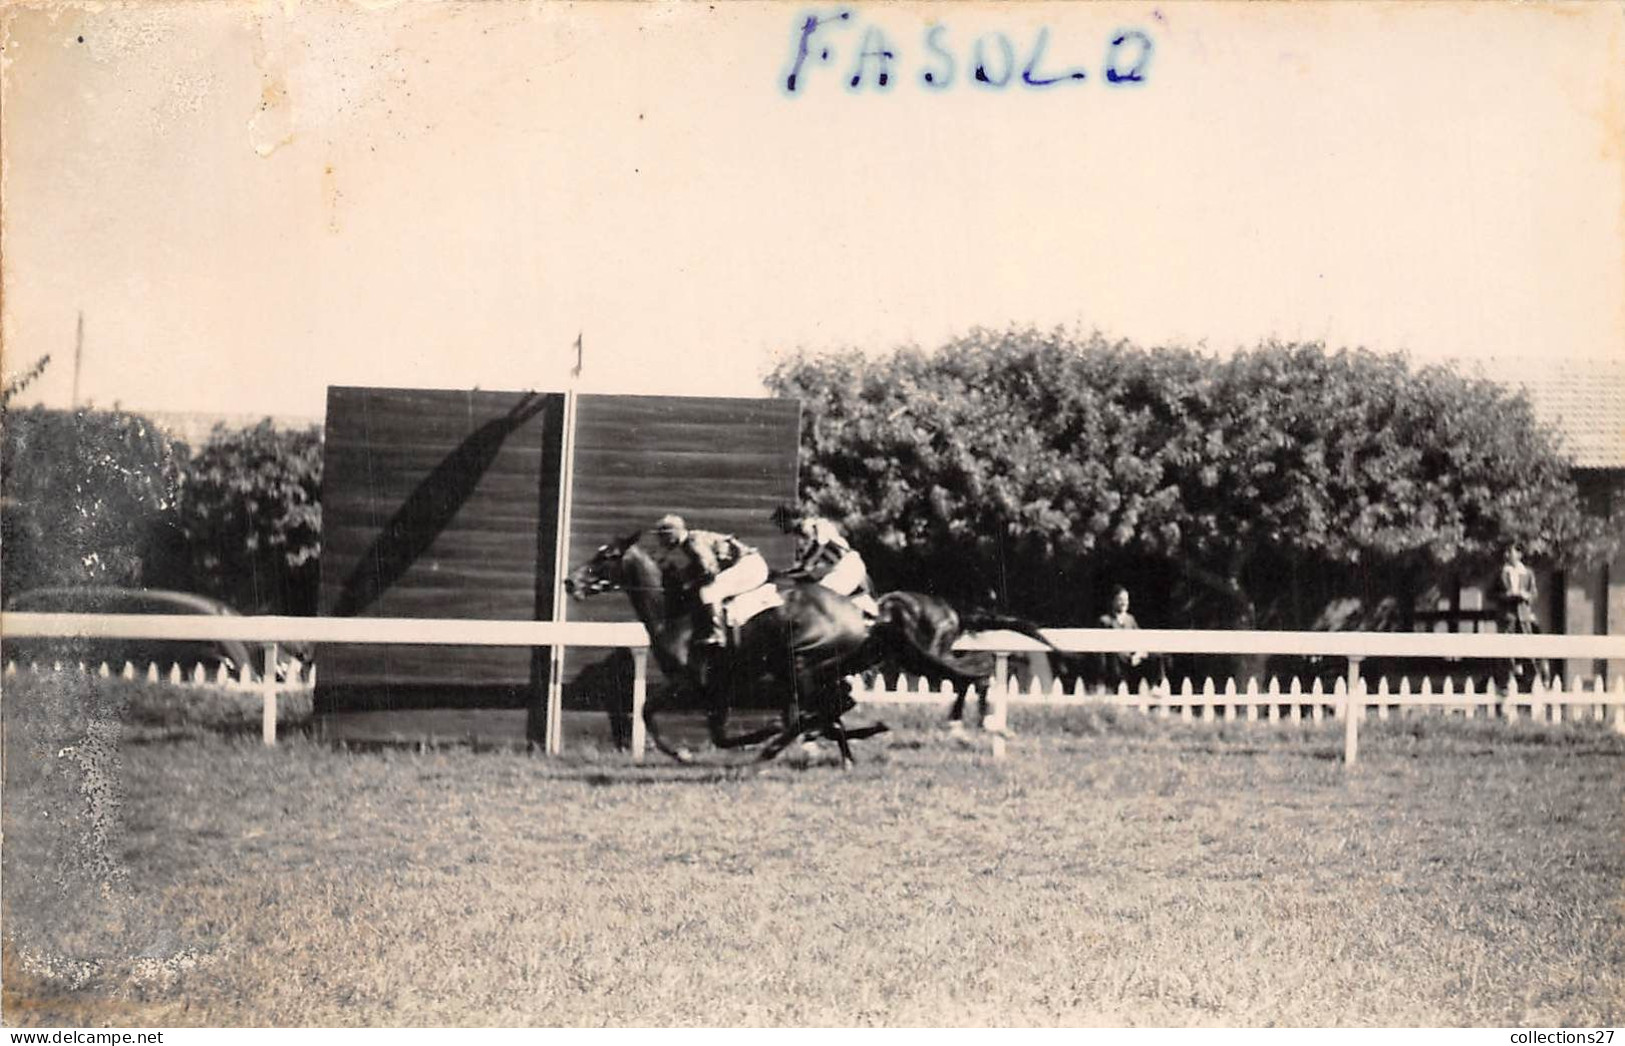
[720,583,785,632]
[773,568,880,620]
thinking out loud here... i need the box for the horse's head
[563,532,642,600]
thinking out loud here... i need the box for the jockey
[653,514,770,647]
[770,505,880,617]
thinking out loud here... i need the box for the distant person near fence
[1494,542,1549,688]
[1098,585,1157,690]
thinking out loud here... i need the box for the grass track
[4,677,1623,1027]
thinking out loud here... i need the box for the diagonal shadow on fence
[332,392,552,618]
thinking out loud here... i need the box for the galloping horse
[565,531,893,766]
[565,532,1025,765]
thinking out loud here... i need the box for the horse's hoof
[673,748,696,765]
[983,722,1016,739]
[841,758,855,772]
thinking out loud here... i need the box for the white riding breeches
[817,550,869,598]
[698,553,770,608]
[850,593,881,617]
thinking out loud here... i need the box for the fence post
[261,641,279,747]
[630,647,648,764]
[545,647,566,756]
[990,652,1009,760]
[1344,656,1363,766]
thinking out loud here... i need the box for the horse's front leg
[641,693,696,764]
[692,690,781,750]
[708,704,782,750]
[756,658,805,763]
[688,650,783,750]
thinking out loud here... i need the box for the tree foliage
[767,330,1612,630]
[1,407,323,616]
[1,406,188,596]
[180,421,323,615]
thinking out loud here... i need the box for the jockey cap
[769,504,799,532]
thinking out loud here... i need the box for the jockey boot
[698,603,726,647]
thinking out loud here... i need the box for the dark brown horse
[565,532,896,766]
[565,532,1028,765]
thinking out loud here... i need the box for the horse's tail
[953,610,1098,678]
[953,611,1060,650]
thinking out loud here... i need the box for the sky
[2,1,1621,423]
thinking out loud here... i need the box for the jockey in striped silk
[771,505,880,617]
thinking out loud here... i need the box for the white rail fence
[0,613,649,754]
[4,614,1625,765]
[923,629,1625,762]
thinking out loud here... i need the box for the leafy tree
[179,420,322,616]
[767,330,1613,634]
[0,406,188,599]
[1,403,323,620]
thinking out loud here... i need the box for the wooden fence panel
[317,387,565,708]
[315,389,800,713]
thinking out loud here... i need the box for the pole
[990,652,1009,760]
[261,641,279,746]
[1344,656,1363,766]
[545,386,580,756]
[71,311,84,409]
[630,647,648,763]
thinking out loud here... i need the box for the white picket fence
[879,627,1625,762]
[2,657,317,692]
[850,670,1625,730]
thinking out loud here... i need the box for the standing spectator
[1494,542,1549,687]
[1097,586,1151,690]
[1494,542,1539,633]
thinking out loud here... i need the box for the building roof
[1487,357,1625,470]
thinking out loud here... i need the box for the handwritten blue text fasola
[782,10,1154,95]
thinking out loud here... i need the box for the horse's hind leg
[756,720,802,763]
[944,678,976,744]
[825,716,855,770]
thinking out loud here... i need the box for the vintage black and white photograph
[2,0,1622,1030]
